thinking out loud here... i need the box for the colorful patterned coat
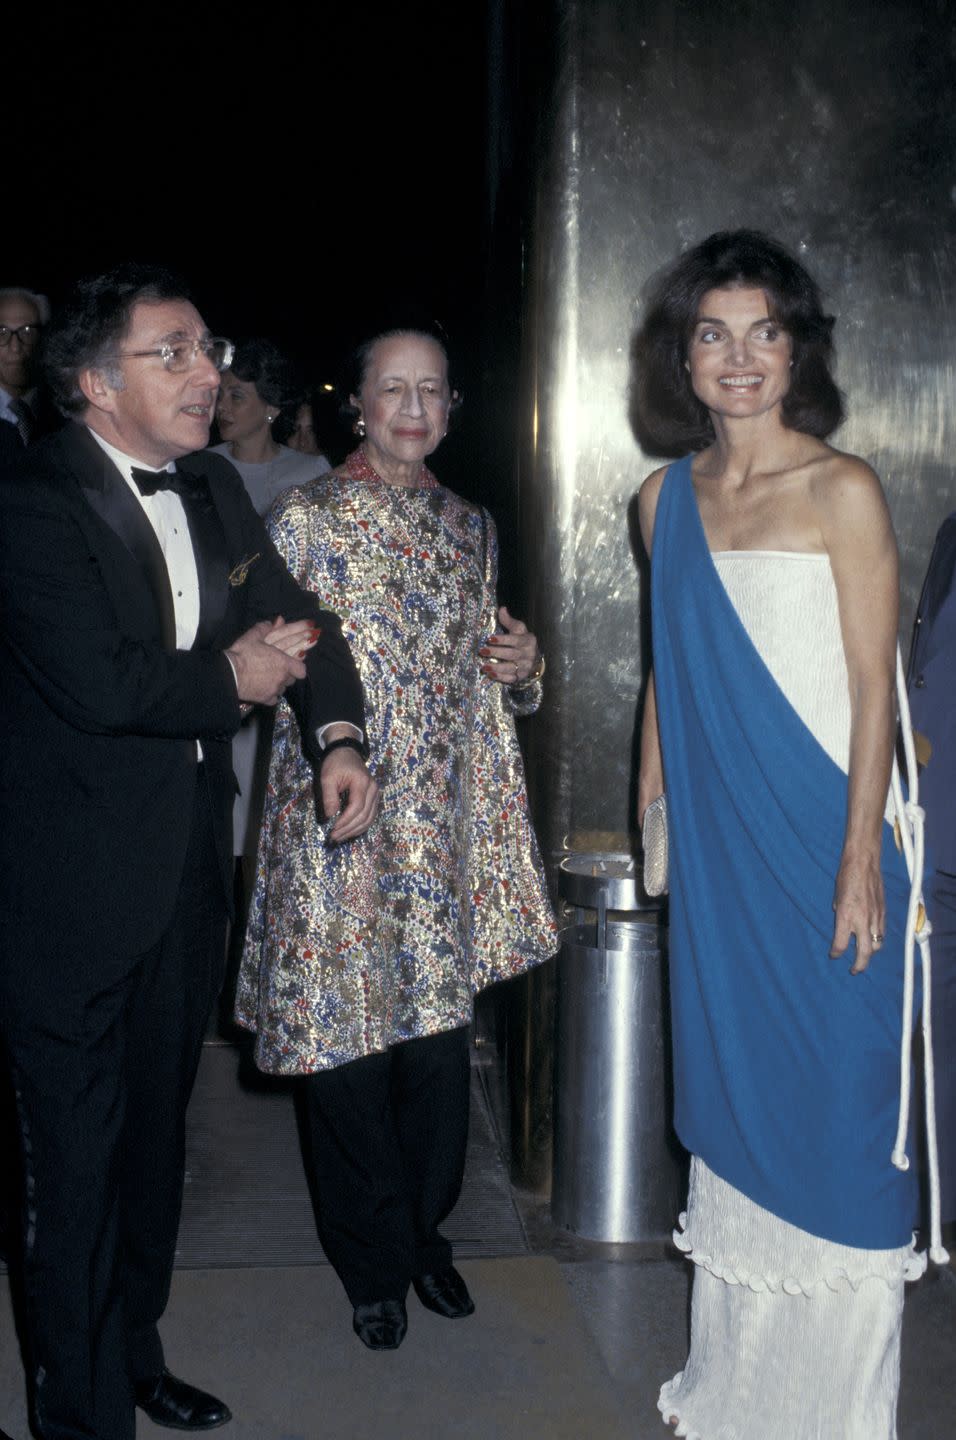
[235,452,558,1073]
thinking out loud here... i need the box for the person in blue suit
[908,511,956,1223]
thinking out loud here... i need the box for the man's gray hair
[0,287,51,325]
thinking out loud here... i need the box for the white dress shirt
[87,429,201,650]
[86,429,361,754]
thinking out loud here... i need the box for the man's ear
[79,366,118,415]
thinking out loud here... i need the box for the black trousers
[303,1025,471,1306]
[0,1039,17,1259]
[1,778,228,1440]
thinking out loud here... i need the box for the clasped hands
[228,616,316,705]
[227,618,380,844]
[479,606,542,686]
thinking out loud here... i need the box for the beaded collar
[343,445,438,491]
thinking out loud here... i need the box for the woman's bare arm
[814,456,899,974]
[637,468,667,824]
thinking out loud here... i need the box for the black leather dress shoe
[412,1266,475,1319]
[352,1298,408,1350]
[134,1369,232,1430]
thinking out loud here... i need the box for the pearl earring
[356,417,367,437]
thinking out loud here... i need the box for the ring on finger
[870,930,884,945]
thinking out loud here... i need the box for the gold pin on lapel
[229,553,260,587]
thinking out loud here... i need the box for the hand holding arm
[226,621,308,706]
[263,616,322,659]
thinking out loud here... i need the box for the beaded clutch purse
[641,794,669,897]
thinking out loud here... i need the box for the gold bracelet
[525,653,546,683]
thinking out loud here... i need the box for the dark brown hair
[629,229,844,457]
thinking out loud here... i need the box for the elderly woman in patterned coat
[236,323,557,1351]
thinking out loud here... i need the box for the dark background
[8,3,545,468]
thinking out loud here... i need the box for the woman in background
[634,230,922,1438]
[212,338,330,513]
[285,396,328,462]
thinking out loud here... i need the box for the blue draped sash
[652,455,917,1248]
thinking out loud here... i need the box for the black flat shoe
[352,1298,408,1350]
[412,1266,475,1319]
[134,1369,232,1430]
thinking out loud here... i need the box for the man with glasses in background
[0,286,58,467]
[0,264,379,1439]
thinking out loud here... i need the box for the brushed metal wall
[522,0,956,854]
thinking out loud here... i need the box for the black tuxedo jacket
[0,422,364,961]
[0,388,63,467]
[907,512,956,874]
[0,417,23,469]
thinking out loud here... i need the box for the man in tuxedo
[0,287,62,1265]
[0,264,379,1439]
[0,286,59,466]
[908,511,956,1226]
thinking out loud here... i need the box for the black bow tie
[131,466,205,501]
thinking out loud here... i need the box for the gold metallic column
[507,0,956,1191]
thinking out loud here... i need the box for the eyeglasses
[0,324,42,348]
[106,337,235,374]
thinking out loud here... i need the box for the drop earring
[356,417,367,437]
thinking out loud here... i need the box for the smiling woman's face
[686,286,793,423]
[352,333,452,474]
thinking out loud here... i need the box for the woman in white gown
[633,230,923,1439]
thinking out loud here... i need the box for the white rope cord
[889,647,948,1264]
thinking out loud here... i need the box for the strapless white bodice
[712,550,894,821]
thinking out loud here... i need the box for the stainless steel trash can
[551,853,683,1242]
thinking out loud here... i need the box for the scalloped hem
[658,1376,702,1438]
[673,1158,927,1296]
[673,1210,927,1296]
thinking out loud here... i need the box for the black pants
[0,1039,17,1261]
[303,1025,471,1306]
[2,780,228,1440]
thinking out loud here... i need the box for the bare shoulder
[808,448,896,559]
[809,448,886,516]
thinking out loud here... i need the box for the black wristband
[319,735,368,764]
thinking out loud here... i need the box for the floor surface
[2,1043,954,1438]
